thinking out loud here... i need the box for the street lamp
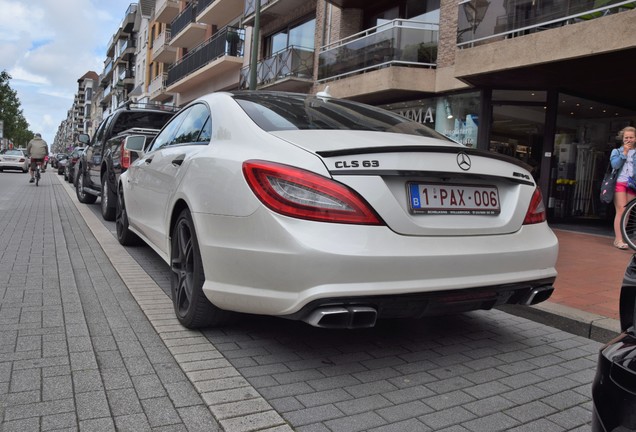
[459,0,490,39]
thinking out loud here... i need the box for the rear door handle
[144,158,153,164]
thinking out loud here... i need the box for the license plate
[408,182,500,215]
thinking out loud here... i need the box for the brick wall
[438,0,459,68]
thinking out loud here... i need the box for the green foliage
[0,70,33,148]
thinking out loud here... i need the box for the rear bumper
[194,208,558,317]
[283,280,555,323]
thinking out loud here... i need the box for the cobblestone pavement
[0,171,602,431]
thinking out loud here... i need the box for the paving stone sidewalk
[0,173,286,431]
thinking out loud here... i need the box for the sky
[0,0,137,147]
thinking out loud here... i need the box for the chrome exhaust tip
[303,306,378,329]
[521,286,554,306]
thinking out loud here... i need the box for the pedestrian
[26,132,48,183]
[612,126,636,249]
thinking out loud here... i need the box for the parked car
[0,148,29,172]
[64,147,85,184]
[116,91,558,329]
[75,104,176,221]
[50,153,67,169]
[592,256,636,431]
[56,154,69,175]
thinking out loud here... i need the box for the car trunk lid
[270,130,537,236]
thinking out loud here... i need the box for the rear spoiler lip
[316,145,532,172]
[329,169,535,186]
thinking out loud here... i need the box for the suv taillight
[121,141,131,169]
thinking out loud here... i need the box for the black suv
[75,104,176,220]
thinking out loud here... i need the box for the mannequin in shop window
[611,126,636,249]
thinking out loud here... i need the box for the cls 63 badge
[335,160,380,168]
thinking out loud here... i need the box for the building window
[264,17,315,56]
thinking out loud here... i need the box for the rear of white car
[120,91,558,329]
[194,136,556,328]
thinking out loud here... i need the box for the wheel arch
[169,199,191,241]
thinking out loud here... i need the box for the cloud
[0,0,135,146]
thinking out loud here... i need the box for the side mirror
[77,133,90,144]
[124,135,146,153]
[620,255,636,332]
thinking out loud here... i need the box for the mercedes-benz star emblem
[456,152,471,171]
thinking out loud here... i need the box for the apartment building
[52,71,99,153]
[147,0,245,106]
[100,0,636,226]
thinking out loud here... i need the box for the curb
[498,301,621,343]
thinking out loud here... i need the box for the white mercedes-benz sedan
[116,91,558,329]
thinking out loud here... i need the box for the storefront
[381,90,636,226]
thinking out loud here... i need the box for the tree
[0,70,33,148]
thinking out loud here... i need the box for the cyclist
[26,133,48,183]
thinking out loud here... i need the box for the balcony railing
[199,0,214,11]
[457,0,636,47]
[171,2,197,39]
[318,19,438,82]
[152,30,172,58]
[239,46,314,89]
[149,73,168,96]
[166,27,245,87]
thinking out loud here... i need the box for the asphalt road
[67,171,600,432]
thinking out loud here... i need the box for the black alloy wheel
[115,185,138,246]
[170,209,231,328]
[101,176,116,221]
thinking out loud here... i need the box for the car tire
[67,167,73,183]
[101,175,116,221]
[76,171,97,204]
[170,209,232,329]
[115,184,139,246]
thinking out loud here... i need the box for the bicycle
[34,161,42,186]
[621,198,636,250]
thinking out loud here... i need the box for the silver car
[0,149,29,172]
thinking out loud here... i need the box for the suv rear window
[111,111,175,136]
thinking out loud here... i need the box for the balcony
[457,0,636,47]
[101,59,114,86]
[243,0,308,26]
[116,69,135,87]
[166,27,245,91]
[170,3,207,49]
[148,73,174,102]
[114,38,136,65]
[318,19,438,82]
[155,0,180,24]
[121,4,138,33]
[239,46,314,91]
[152,30,178,64]
[198,0,243,27]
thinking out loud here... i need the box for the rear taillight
[523,187,546,225]
[243,160,383,225]
[121,141,131,169]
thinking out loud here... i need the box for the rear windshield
[111,111,175,136]
[233,93,451,141]
[4,150,24,156]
